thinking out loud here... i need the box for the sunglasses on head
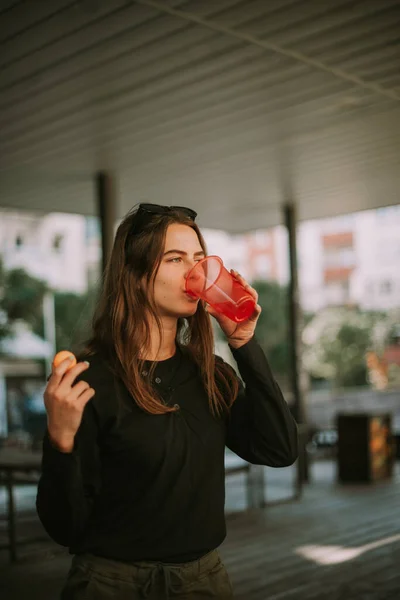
[125,203,197,259]
[129,203,197,236]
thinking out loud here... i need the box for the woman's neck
[141,316,177,361]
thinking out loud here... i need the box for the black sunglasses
[125,203,197,259]
[129,203,197,236]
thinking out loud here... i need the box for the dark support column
[7,472,17,562]
[96,171,116,274]
[283,203,309,487]
[284,203,302,422]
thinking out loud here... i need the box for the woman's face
[152,223,205,318]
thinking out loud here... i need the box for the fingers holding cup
[230,269,259,304]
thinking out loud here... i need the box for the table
[0,449,42,562]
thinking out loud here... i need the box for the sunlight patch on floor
[295,534,400,565]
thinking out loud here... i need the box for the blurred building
[298,216,356,312]
[1,206,399,312]
[0,210,99,293]
[207,206,400,313]
[353,207,400,311]
[0,211,100,441]
[203,226,289,286]
[85,216,102,288]
[201,229,247,277]
[298,206,400,312]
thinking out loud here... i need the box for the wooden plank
[0,459,399,599]
[221,460,400,599]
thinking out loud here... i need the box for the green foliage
[0,261,48,339]
[54,288,98,353]
[214,279,294,376]
[0,258,99,354]
[302,307,391,389]
[324,322,369,387]
[1,256,395,393]
[0,258,10,339]
[4,269,48,322]
[252,280,290,376]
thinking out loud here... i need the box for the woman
[37,203,298,599]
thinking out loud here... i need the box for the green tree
[252,280,290,376]
[0,262,48,339]
[0,258,10,339]
[0,260,99,355]
[302,308,380,388]
[324,322,370,387]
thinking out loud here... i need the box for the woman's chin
[158,295,200,319]
[179,299,199,318]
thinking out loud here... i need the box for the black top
[36,338,298,563]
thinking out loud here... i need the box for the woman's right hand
[44,357,95,453]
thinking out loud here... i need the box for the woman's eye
[168,257,202,264]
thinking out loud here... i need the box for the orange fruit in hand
[53,350,77,371]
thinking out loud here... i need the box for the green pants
[61,549,234,599]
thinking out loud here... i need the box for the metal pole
[96,171,116,274]
[7,471,17,562]
[283,203,308,485]
[0,373,8,437]
[43,291,56,375]
[284,203,302,421]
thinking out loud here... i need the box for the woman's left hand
[205,270,262,349]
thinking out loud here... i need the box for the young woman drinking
[37,203,298,599]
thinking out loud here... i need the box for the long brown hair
[83,206,239,416]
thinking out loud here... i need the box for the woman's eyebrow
[163,250,205,257]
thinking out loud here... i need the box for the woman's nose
[185,265,202,289]
[184,268,193,282]
[184,260,197,278]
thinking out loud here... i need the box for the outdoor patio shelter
[0,0,399,232]
[1,0,400,450]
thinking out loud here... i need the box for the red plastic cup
[185,256,256,323]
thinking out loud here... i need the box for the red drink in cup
[185,256,256,323]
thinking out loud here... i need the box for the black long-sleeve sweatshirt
[36,337,298,563]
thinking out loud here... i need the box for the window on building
[252,230,270,248]
[376,241,396,264]
[53,234,64,252]
[365,282,374,296]
[376,206,399,221]
[380,280,392,294]
[325,281,350,305]
[254,255,271,278]
[323,247,354,267]
[340,248,355,267]
[85,216,101,243]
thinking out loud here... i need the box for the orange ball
[53,350,77,370]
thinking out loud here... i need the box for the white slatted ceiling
[0,0,399,232]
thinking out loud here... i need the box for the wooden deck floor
[222,461,400,600]
[1,460,399,599]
